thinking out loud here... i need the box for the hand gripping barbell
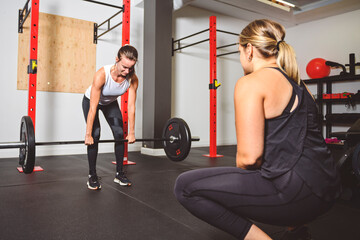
[0,116,200,174]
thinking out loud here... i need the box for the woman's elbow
[236,152,262,169]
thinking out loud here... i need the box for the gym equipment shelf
[303,54,360,140]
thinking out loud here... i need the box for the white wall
[172,6,360,149]
[0,0,144,158]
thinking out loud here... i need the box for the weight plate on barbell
[162,118,191,162]
[19,116,35,174]
[352,143,360,181]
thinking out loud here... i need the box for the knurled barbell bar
[0,116,200,174]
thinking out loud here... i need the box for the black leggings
[174,167,334,239]
[82,96,124,175]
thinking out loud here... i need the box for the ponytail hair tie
[276,40,284,51]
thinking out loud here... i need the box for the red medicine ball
[306,58,331,79]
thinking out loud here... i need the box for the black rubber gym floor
[0,145,359,240]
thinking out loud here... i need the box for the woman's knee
[174,171,194,204]
[174,168,212,199]
[113,128,124,140]
[174,174,185,199]
[108,118,124,140]
[92,127,101,141]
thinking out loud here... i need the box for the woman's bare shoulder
[235,71,265,90]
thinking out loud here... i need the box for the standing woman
[83,45,138,190]
[174,19,341,239]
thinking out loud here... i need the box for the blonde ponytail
[239,19,300,84]
[276,41,300,84]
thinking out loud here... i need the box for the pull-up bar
[172,29,209,54]
[94,9,124,43]
[83,0,123,9]
[217,29,238,36]
[216,43,239,57]
[216,29,239,57]
[172,28,239,57]
[83,0,125,44]
[217,42,238,50]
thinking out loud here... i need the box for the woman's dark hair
[117,45,138,77]
[117,45,138,62]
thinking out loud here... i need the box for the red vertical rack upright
[204,16,223,158]
[17,0,44,173]
[28,0,40,129]
[120,0,136,165]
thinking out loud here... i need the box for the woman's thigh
[176,167,282,206]
[100,101,123,139]
[175,167,330,226]
[82,96,100,139]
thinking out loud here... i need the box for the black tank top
[260,68,341,201]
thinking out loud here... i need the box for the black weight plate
[162,118,191,162]
[19,116,35,174]
[19,119,27,166]
[352,143,360,181]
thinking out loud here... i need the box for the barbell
[0,116,200,174]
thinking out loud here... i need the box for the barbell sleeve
[0,142,26,149]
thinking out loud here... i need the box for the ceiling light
[276,0,296,8]
[257,0,296,11]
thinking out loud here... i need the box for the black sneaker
[114,172,132,186]
[87,175,101,190]
[280,226,312,240]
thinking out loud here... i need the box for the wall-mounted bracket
[18,0,31,33]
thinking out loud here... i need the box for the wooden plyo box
[18,12,96,93]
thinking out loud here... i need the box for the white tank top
[85,65,130,105]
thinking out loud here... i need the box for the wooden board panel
[17,12,96,93]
